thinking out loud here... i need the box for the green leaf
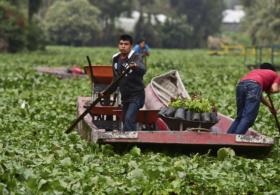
[60,157,72,167]
[127,168,146,180]
[129,146,141,157]
[217,148,235,160]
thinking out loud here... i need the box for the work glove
[122,62,137,70]
[129,61,137,69]
[122,63,130,70]
[121,62,136,75]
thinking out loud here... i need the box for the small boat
[36,66,86,79]
[144,70,190,109]
[76,67,274,156]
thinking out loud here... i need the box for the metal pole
[65,67,131,134]
[86,56,95,99]
[267,94,280,162]
[267,94,280,134]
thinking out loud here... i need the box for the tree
[223,0,240,9]
[170,0,224,48]
[134,15,162,47]
[28,0,42,23]
[133,0,155,43]
[89,0,133,24]
[44,0,101,46]
[240,0,280,45]
[0,2,27,52]
[89,0,133,45]
[161,16,193,48]
[0,1,46,52]
[3,0,42,23]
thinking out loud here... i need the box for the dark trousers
[227,80,262,134]
[122,95,145,131]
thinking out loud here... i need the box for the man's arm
[270,82,280,93]
[144,44,150,56]
[130,54,146,74]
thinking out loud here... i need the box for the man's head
[260,62,276,72]
[118,34,133,55]
[138,39,145,48]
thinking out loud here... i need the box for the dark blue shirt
[112,50,146,102]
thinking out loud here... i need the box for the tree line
[240,0,280,46]
[0,0,279,52]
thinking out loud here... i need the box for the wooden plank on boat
[235,135,274,144]
[101,131,138,139]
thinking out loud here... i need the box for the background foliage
[1,0,279,51]
[0,1,46,52]
[240,0,280,45]
[44,0,101,46]
[0,46,280,193]
[0,0,223,50]
[0,2,27,52]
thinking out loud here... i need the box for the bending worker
[227,63,280,134]
[106,34,146,131]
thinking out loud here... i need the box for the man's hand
[129,61,137,69]
[98,92,104,98]
[122,62,137,70]
[270,83,280,93]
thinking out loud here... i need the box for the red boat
[75,66,274,156]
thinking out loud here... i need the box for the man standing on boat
[109,34,146,131]
[227,63,280,135]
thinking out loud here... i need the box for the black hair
[138,38,145,44]
[259,62,276,71]
[119,34,133,44]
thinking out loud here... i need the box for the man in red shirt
[227,63,280,134]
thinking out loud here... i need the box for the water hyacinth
[0,46,279,194]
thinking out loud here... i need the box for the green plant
[169,98,186,108]
[169,97,213,113]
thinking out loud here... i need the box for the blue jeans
[227,80,262,134]
[122,95,145,131]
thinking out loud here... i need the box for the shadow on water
[102,142,273,159]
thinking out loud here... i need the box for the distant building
[115,11,167,32]
[222,5,245,32]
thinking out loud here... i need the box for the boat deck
[77,96,274,156]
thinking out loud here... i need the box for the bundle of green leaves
[169,97,213,113]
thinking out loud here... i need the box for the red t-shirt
[241,69,280,91]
